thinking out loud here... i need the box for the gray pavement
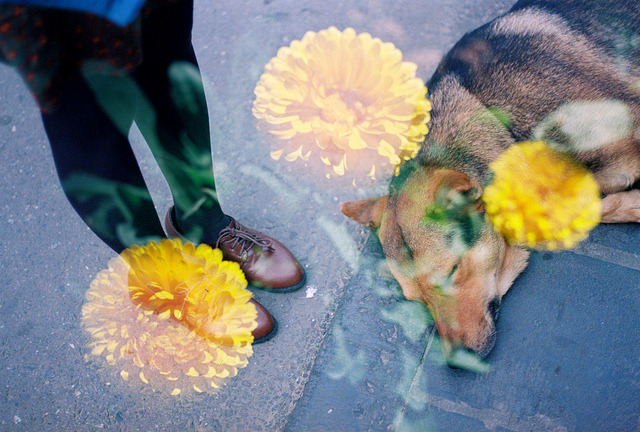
[1,0,639,431]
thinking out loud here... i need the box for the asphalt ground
[1,0,639,431]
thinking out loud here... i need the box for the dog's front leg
[600,190,640,223]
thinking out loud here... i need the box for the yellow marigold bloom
[253,27,431,183]
[483,140,601,250]
[81,239,257,395]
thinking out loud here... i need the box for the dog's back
[423,0,640,192]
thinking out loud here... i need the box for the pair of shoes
[165,207,305,343]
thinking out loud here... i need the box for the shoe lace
[216,222,274,256]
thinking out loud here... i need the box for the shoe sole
[249,270,307,293]
[253,317,279,344]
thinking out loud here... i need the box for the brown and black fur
[342,0,640,357]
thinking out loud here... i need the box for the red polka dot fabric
[0,0,179,111]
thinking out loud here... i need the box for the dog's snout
[475,330,497,359]
[467,298,501,358]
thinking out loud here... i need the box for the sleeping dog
[341,0,640,357]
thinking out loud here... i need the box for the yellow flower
[81,239,257,395]
[253,27,431,183]
[483,140,601,250]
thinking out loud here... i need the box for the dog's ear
[442,170,481,197]
[438,170,483,212]
[340,196,389,229]
[428,171,486,248]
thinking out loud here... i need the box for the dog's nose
[446,335,496,368]
[469,298,500,358]
[474,331,497,359]
[455,300,501,361]
[488,298,501,324]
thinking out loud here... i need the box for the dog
[341,0,640,357]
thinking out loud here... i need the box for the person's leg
[133,0,229,245]
[41,69,165,253]
[134,0,305,291]
[41,67,278,343]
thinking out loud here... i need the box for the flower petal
[253,27,431,183]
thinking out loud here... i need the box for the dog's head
[341,166,529,357]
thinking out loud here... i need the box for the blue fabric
[0,0,146,25]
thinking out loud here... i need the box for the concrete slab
[286,226,640,432]
[0,54,367,430]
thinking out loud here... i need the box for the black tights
[41,1,228,253]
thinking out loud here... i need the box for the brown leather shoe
[165,207,306,292]
[249,298,278,344]
[163,207,280,343]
